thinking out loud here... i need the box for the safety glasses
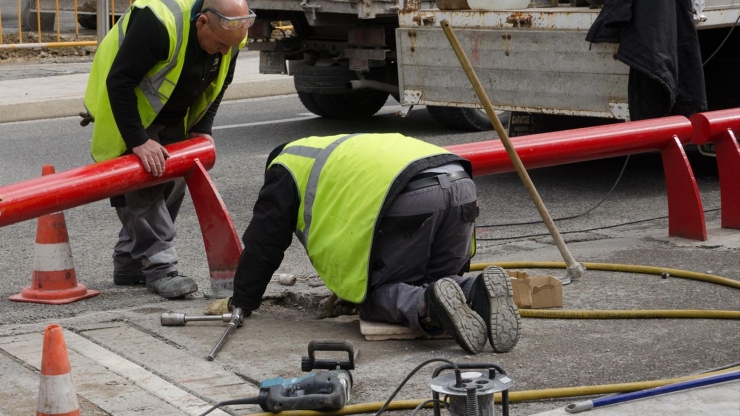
[202,8,257,30]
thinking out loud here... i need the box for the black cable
[198,396,261,416]
[476,155,631,228]
[702,12,740,67]
[476,208,720,241]
[409,399,444,416]
[375,358,461,416]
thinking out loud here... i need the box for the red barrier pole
[0,137,243,298]
[691,109,740,229]
[446,117,707,240]
[0,138,215,227]
[446,117,693,175]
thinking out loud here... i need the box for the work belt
[403,170,470,193]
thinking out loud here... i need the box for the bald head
[195,0,250,55]
[202,0,250,22]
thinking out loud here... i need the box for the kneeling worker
[214,133,521,353]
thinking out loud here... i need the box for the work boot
[468,266,521,352]
[113,272,146,286]
[147,272,198,298]
[422,278,487,354]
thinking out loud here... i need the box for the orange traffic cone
[9,165,99,304]
[36,324,80,416]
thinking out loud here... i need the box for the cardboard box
[506,270,562,309]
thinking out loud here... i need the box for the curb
[0,78,296,124]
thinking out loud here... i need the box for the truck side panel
[397,27,629,118]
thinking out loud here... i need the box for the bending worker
[82,0,254,298]
[213,133,521,354]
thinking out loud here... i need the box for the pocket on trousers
[375,213,435,273]
[461,200,479,222]
[380,212,434,238]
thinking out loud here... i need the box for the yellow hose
[470,261,740,289]
[469,261,740,319]
[247,367,740,416]
[519,309,740,319]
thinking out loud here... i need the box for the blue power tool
[199,340,356,415]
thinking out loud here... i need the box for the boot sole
[482,266,521,352]
[434,278,487,354]
[147,282,198,299]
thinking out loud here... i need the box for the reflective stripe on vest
[280,134,360,246]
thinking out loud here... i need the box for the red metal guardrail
[446,116,707,241]
[0,137,241,297]
[691,109,740,229]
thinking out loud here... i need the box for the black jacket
[586,0,707,120]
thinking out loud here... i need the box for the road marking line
[214,105,409,130]
[213,115,319,130]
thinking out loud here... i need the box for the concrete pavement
[0,50,296,124]
[1,51,739,416]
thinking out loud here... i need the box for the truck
[247,0,740,147]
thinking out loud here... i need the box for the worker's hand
[133,139,170,177]
[318,293,358,319]
[204,297,232,315]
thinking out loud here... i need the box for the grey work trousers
[112,124,187,282]
[358,175,479,334]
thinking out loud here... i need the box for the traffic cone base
[37,324,80,416]
[9,287,99,304]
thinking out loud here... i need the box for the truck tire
[297,92,328,117]
[308,91,388,119]
[426,106,510,132]
[293,64,389,119]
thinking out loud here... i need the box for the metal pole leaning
[440,20,585,284]
[691,109,740,229]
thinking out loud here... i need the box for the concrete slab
[0,352,40,416]
[0,329,230,415]
[359,319,452,341]
[81,322,257,395]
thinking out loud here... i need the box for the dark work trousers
[112,124,187,282]
[358,176,479,334]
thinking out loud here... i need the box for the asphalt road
[0,97,738,415]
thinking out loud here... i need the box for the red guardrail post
[446,116,707,240]
[186,159,241,298]
[0,137,242,297]
[690,109,740,229]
